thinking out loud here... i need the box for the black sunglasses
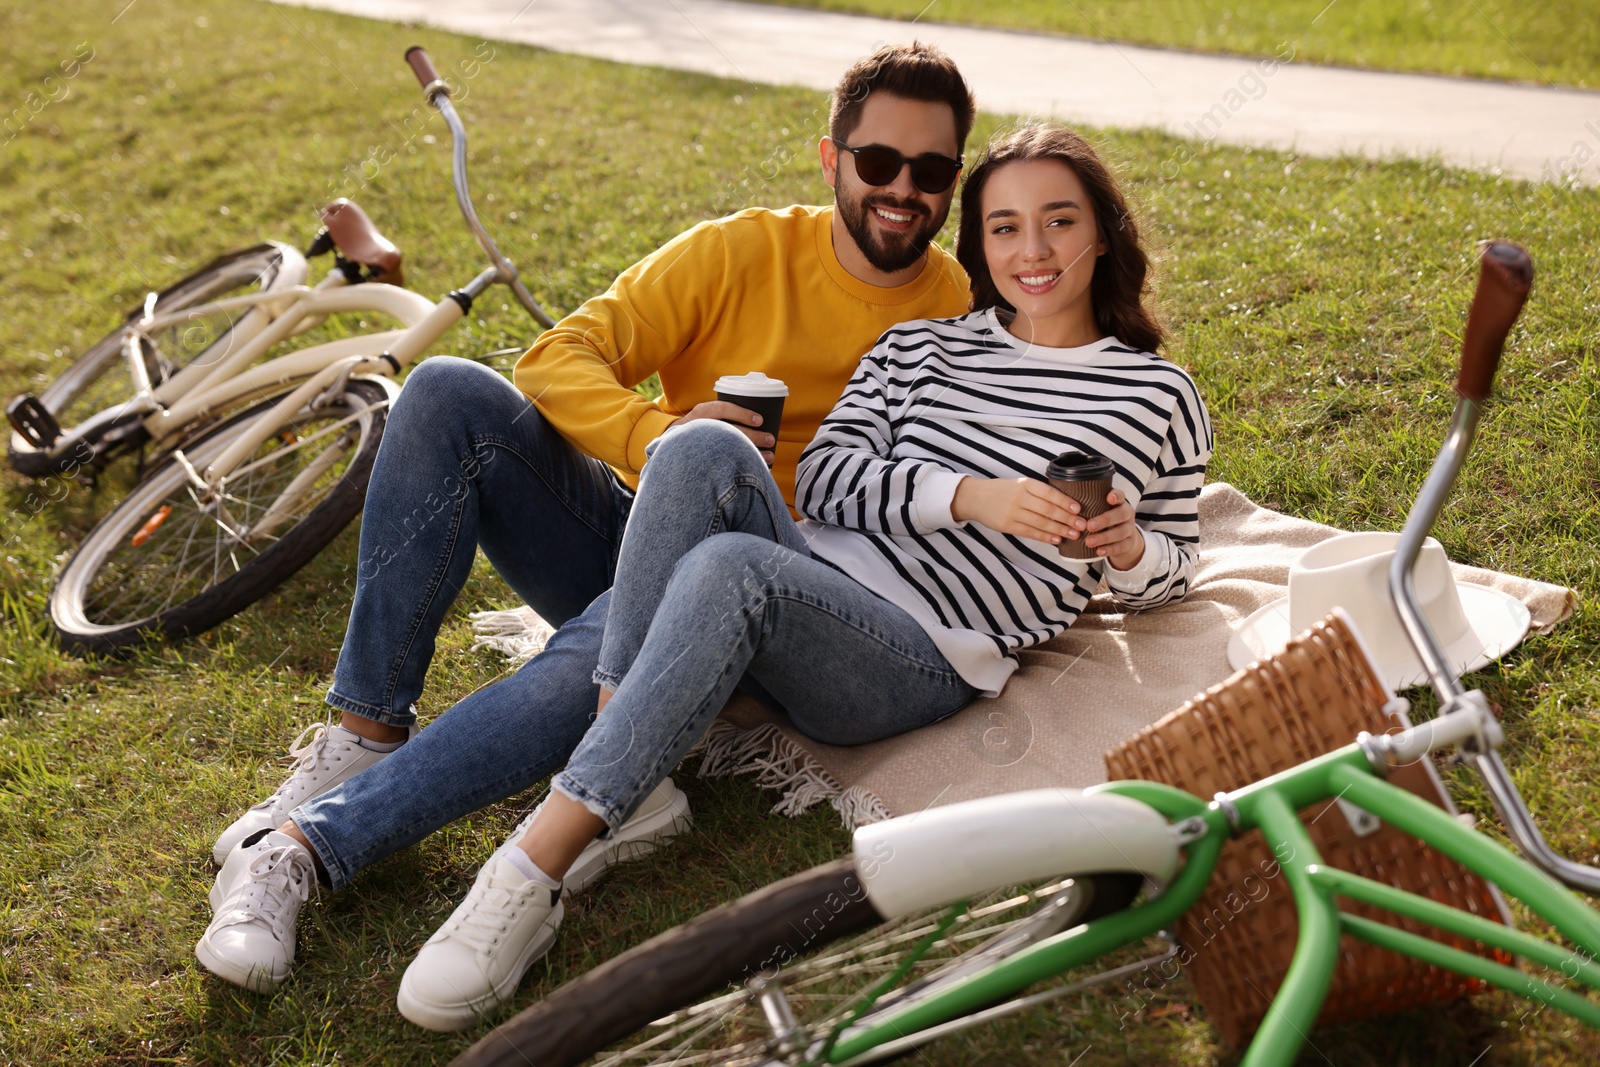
[832,139,964,195]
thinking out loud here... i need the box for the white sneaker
[396,852,564,1031]
[195,829,316,992]
[212,720,415,864]
[501,777,692,893]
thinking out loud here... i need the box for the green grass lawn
[3,1,1600,1065]
[756,0,1600,88]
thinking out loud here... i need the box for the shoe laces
[265,722,351,806]
[221,845,315,937]
[442,875,541,957]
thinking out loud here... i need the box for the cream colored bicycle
[6,47,552,655]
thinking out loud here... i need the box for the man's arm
[513,222,727,478]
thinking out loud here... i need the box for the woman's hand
[1082,489,1145,571]
[952,478,1145,570]
[951,476,1078,545]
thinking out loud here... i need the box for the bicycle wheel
[48,376,391,655]
[452,859,1144,1067]
[9,242,305,477]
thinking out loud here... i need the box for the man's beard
[836,189,946,274]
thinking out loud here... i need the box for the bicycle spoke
[223,406,371,482]
[152,508,210,616]
[210,509,222,593]
[597,1007,768,1067]
[85,502,208,621]
[75,396,371,628]
[582,877,1115,1067]
[158,508,243,616]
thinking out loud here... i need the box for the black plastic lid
[1046,451,1115,481]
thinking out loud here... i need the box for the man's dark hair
[829,42,976,152]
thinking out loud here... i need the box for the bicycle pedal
[6,394,61,449]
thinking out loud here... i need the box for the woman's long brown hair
[956,125,1164,353]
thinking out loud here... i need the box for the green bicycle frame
[824,744,1600,1066]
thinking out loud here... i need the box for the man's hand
[668,402,776,465]
[952,478,1145,570]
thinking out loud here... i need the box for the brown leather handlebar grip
[1456,240,1533,403]
[405,46,442,89]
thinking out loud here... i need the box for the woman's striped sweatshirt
[796,308,1213,695]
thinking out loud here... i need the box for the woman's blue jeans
[290,364,973,887]
[552,420,976,832]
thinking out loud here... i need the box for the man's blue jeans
[294,358,633,888]
[554,421,976,832]
[323,357,631,728]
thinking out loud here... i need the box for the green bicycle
[452,242,1597,1066]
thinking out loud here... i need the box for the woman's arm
[796,348,969,536]
[1103,387,1213,610]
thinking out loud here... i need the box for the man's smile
[873,205,916,228]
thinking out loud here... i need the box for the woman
[394,123,1213,1030]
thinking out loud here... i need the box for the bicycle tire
[9,242,305,477]
[451,859,1143,1067]
[48,376,390,656]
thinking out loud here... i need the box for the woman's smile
[1013,269,1063,294]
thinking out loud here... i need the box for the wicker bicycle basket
[1103,611,1511,1046]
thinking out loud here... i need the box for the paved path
[276,0,1600,185]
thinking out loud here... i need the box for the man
[195,42,976,1024]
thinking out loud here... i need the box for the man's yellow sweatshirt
[513,205,969,507]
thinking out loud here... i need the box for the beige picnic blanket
[685,483,1576,828]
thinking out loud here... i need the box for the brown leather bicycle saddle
[320,199,404,285]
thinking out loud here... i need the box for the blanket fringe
[692,720,890,830]
[466,612,892,831]
[467,606,554,664]
[833,785,891,828]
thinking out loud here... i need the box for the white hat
[1228,531,1531,691]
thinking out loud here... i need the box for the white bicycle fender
[852,789,1181,920]
[351,373,403,403]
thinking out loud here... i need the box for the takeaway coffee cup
[1046,451,1115,560]
[714,372,788,441]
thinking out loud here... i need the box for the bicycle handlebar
[405,46,443,92]
[405,47,555,329]
[1376,241,1600,891]
[1456,240,1533,402]
[1390,243,1536,707]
